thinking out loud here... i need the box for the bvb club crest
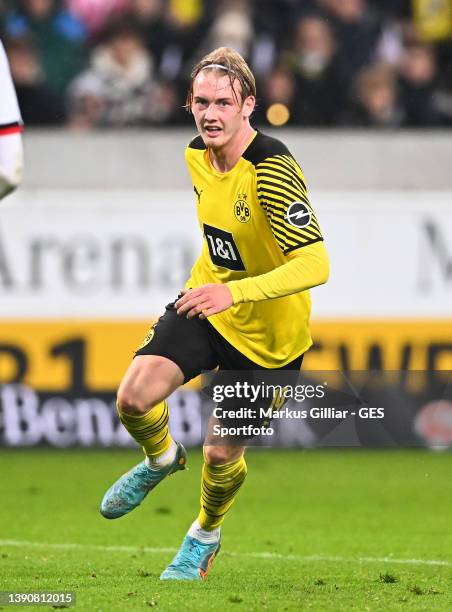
[234,193,251,223]
[136,325,155,351]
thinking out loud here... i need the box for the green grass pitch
[1,448,452,611]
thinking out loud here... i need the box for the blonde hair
[186,47,256,111]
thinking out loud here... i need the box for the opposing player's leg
[160,419,247,581]
[100,355,187,519]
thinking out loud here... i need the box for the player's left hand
[175,284,233,319]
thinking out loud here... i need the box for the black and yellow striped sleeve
[256,154,323,254]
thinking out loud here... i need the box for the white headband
[201,63,230,71]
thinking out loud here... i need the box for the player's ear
[242,96,256,119]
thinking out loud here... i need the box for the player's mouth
[203,125,222,137]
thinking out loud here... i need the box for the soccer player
[100,47,329,581]
[0,40,23,200]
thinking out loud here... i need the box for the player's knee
[117,386,152,416]
[203,445,241,466]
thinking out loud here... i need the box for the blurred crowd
[1,0,452,129]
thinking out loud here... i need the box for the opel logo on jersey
[286,201,312,228]
[234,197,251,223]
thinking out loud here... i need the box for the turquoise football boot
[160,534,221,581]
[99,442,187,519]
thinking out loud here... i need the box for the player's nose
[204,103,218,121]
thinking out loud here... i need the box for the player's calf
[100,356,186,519]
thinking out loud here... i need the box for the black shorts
[135,300,303,436]
[136,300,303,381]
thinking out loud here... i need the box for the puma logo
[194,185,203,205]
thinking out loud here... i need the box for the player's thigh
[119,299,218,414]
[117,354,184,414]
[135,300,218,383]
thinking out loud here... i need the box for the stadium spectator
[368,0,410,20]
[67,19,177,127]
[341,63,405,127]
[65,0,128,38]
[5,36,65,124]
[374,4,407,68]
[2,0,452,128]
[3,0,88,96]
[167,0,204,28]
[411,0,452,42]
[123,0,214,87]
[281,14,345,125]
[251,0,317,54]
[127,0,183,80]
[190,1,254,65]
[254,66,297,126]
[319,0,381,84]
[398,41,442,126]
[433,64,452,125]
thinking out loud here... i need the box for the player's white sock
[188,519,221,544]
[145,440,177,469]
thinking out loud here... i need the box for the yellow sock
[117,400,172,458]
[198,455,247,530]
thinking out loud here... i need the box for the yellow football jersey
[185,130,324,368]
